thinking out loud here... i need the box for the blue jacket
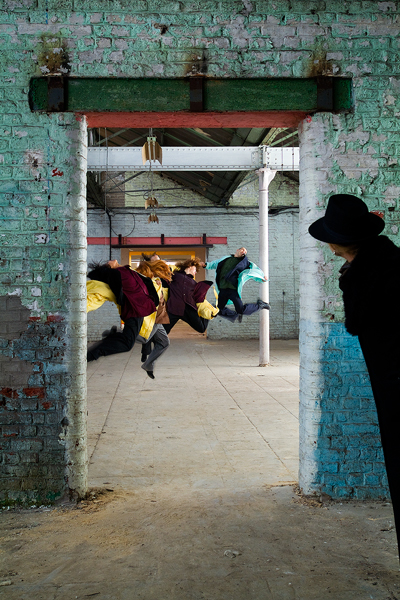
[206,255,266,298]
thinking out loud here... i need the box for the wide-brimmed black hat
[308,194,385,244]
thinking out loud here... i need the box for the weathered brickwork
[300,322,387,499]
[1,0,399,501]
[0,100,88,501]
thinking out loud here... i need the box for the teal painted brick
[373,462,387,474]
[347,473,365,486]
[359,445,383,458]
[75,0,148,10]
[340,459,372,472]
[319,462,339,474]
[342,422,381,436]
[0,166,12,178]
[323,473,355,486]
[314,437,332,449]
[353,435,383,449]
[317,448,347,462]
[0,219,22,230]
[254,0,290,10]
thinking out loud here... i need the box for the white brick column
[298,115,333,493]
[63,117,88,498]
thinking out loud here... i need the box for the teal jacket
[206,255,266,299]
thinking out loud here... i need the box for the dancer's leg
[87,317,143,361]
[163,313,180,334]
[141,338,152,362]
[217,289,239,320]
[141,325,170,374]
[182,305,209,333]
[229,290,260,317]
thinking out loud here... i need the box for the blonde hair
[135,259,172,281]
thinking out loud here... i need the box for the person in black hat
[309,193,400,560]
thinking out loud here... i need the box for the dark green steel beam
[29,77,353,113]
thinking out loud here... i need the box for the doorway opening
[127,248,206,275]
[85,122,300,492]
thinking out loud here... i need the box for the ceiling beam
[87,146,299,172]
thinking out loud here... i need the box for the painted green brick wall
[0,0,399,502]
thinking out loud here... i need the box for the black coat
[339,235,400,552]
[338,235,400,372]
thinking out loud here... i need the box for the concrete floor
[1,326,399,599]
[87,323,300,492]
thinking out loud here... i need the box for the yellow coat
[86,280,119,313]
[86,278,160,341]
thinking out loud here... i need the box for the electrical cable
[110,213,136,238]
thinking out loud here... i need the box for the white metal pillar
[258,168,276,367]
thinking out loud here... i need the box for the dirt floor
[2,336,399,598]
[1,485,399,600]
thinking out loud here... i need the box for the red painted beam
[83,111,307,128]
[87,236,227,245]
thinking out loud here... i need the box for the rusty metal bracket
[316,77,334,111]
[47,77,67,112]
[189,76,204,112]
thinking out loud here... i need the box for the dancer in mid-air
[86,259,172,378]
[202,247,270,323]
[163,257,217,334]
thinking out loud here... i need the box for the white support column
[258,168,276,367]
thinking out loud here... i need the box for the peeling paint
[36,33,70,75]
[35,234,49,244]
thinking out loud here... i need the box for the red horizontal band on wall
[88,237,227,245]
[83,111,308,129]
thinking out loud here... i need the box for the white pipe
[258,168,276,367]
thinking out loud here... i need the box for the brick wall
[1,1,400,501]
[298,110,400,498]
[0,114,88,504]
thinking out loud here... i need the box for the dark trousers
[359,335,400,557]
[164,305,209,334]
[138,324,170,372]
[217,288,260,317]
[87,317,143,361]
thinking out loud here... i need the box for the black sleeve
[137,272,160,307]
[88,266,124,306]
